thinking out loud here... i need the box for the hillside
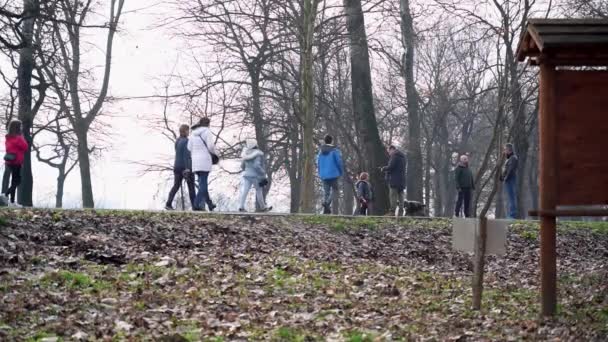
[0,210,607,341]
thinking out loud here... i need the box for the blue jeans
[239,177,265,210]
[194,171,212,210]
[504,177,518,219]
[322,178,338,207]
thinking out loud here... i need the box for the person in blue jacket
[317,135,343,214]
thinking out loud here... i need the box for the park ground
[0,209,607,341]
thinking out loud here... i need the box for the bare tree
[298,0,322,213]
[398,0,424,204]
[41,0,125,208]
[32,109,79,208]
[343,0,389,214]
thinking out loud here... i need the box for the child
[3,120,28,205]
[355,172,372,216]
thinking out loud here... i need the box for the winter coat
[241,147,266,180]
[5,134,28,166]
[317,144,343,180]
[502,153,518,182]
[356,180,372,202]
[173,137,192,171]
[385,150,407,189]
[187,126,216,172]
[455,164,475,190]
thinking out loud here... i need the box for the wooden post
[539,63,558,316]
[472,216,487,310]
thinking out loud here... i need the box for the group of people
[165,117,271,213]
[316,135,409,216]
[316,135,520,218]
[0,116,520,218]
[164,120,519,217]
[454,143,519,218]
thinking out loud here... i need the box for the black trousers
[455,188,472,218]
[166,169,196,208]
[3,165,21,203]
[358,200,369,216]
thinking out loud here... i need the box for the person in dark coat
[382,145,407,216]
[355,172,372,216]
[454,154,475,217]
[165,124,196,210]
[500,143,519,219]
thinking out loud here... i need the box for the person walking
[355,172,372,216]
[454,154,475,217]
[500,143,519,219]
[238,139,272,213]
[165,124,196,210]
[187,117,217,212]
[2,120,28,206]
[317,135,344,214]
[382,145,407,216]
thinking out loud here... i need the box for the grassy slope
[0,209,606,341]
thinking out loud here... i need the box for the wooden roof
[517,19,608,66]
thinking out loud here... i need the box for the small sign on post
[453,217,508,310]
[452,218,508,256]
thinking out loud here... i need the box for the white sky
[0,1,290,211]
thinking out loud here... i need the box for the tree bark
[399,0,423,203]
[16,0,37,207]
[76,128,94,208]
[56,169,65,208]
[298,0,320,213]
[344,0,389,215]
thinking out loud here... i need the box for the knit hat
[245,139,258,149]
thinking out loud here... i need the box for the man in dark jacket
[382,145,407,216]
[500,143,519,219]
[317,135,344,214]
[165,125,196,210]
[455,155,475,217]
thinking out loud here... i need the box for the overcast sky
[0,1,291,211]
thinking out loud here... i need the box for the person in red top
[3,120,28,204]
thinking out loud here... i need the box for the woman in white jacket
[187,117,217,211]
[238,139,272,212]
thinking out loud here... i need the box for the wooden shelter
[517,19,608,316]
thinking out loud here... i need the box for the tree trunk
[344,0,389,215]
[495,181,505,218]
[399,0,423,203]
[298,0,320,213]
[76,129,94,208]
[343,176,355,215]
[55,169,65,208]
[16,0,37,207]
[424,139,432,215]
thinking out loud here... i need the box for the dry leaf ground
[0,209,607,341]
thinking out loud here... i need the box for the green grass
[39,270,112,292]
[344,330,376,342]
[561,221,608,234]
[520,230,538,240]
[26,331,62,342]
[273,327,311,342]
[300,215,383,232]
